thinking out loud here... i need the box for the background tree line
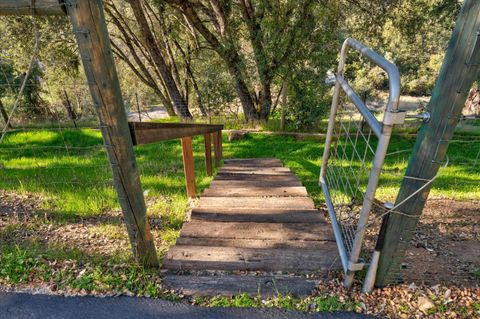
[0,0,461,130]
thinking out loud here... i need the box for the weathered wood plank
[202,186,308,197]
[129,122,223,145]
[225,157,281,163]
[210,180,303,188]
[218,167,292,174]
[376,0,480,286]
[163,246,340,272]
[181,137,196,198]
[176,237,337,249]
[163,275,318,297]
[67,0,157,266]
[198,197,315,209]
[191,208,325,223]
[213,131,221,166]
[204,133,213,176]
[214,173,300,182]
[223,158,283,167]
[179,221,334,241]
[0,0,66,16]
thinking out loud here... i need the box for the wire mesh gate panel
[320,38,406,291]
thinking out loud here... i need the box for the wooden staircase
[162,158,339,297]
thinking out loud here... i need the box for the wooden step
[218,165,292,173]
[210,180,303,188]
[176,237,337,249]
[215,173,301,182]
[163,275,318,297]
[224,158,283,167]
[219,170,294,176]
[198,197,316,209]
[179,221,334,242]
[163,246,340,272]
[191,208,325,223]
[202,186,308,197]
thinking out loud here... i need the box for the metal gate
[320,38,406,292]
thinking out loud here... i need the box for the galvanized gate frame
[320,38,406,291]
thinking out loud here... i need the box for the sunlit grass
[0,124,479,300]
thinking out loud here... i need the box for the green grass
[0,124,479,304]
[194,294,358,312]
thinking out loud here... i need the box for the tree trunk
[225,52,259,121]
[128,0,192,120]
[259,82,272,120]
[281,81,288,131]
[0,99,12,129]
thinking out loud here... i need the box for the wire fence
[324,90,480,287]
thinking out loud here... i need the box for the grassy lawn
[0,124,479,307]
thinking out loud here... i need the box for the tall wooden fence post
[375,0,480,286]
[65,0,158,266]
[204,133,213,176]
[213,131,222,166]
[181,136,196,197]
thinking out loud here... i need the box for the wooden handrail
[129,122,223,198]
[128,122,223,145]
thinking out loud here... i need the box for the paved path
[0,292,373,319]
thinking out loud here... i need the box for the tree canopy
[0,0,460,128]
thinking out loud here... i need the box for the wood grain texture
[213,131,221,166]
[191,208,325,223]
[376,0,480,286]
[176,237,337,249]
[181,137,196,198]
[163,157,339,287]
[214,173,301,182]
[223,158,283,167]
[210,179,303,187]
[198,197,315,209]
[67,0,157,266]
[201,186,308,197]
[129,122,223,145]
[164,245,339,271]
[204,133,212,176]
[179,221,334,241]
[219,166,291,173]
[163,275,318,297]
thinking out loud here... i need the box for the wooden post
[213,131,221,166]
[218,130,223,161]
[181,136,196,197]
[65,0,158,266]
[375,0,480,286]
[204,133,213,176]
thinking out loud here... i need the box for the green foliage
[0,245,50,283]
[344,0,460,96]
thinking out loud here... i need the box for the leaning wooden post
[65,0,158,266]
[375,0,480,286]
[204,133,213,176]
[181,136,196,197]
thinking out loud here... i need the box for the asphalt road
[0,292,375,319]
